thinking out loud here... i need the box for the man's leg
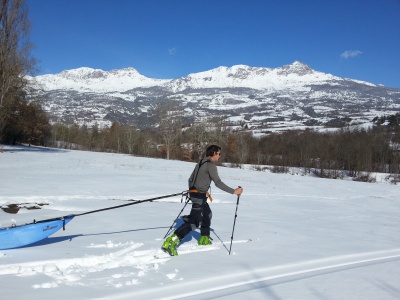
[174,202,202,239]
[199,202,213,245]
[162,198,204,256]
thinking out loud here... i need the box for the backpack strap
[189,159,213,202]
[190,159,208,188]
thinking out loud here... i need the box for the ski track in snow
[0,239,249,290]
[0,241,162,288]
[109,248,400,300]
[2,238,400,297]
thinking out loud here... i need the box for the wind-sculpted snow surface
[0,241,167,288]
[1,144,400,299]
[0,239,250,290]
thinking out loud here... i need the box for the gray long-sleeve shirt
[188,157,235,194]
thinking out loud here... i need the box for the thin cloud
[340,50,362,59]
[168,48,177,55]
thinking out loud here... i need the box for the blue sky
[27,0,400,88]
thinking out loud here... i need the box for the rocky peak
[58,67,108,81]
[277,61,314,76]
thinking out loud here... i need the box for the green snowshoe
[198,235,212,245]
[161,234,180,256]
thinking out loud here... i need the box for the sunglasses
[216,152,221,155]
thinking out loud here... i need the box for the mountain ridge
[27,61,400,131]
[30,61,379,93]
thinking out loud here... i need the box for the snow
[1,144,400,300]
[28,67,170,93]
[165,63,339,92]
[28,61,343,94]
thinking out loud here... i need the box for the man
[162,144,243,256]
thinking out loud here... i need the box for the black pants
[174,195,212,240]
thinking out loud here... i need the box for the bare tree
[0,0,35,141]
[154,100,182,160]
[184,120,212,161]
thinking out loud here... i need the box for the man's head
[206,145,221,161]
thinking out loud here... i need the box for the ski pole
[229,186,242,255]
[163,194,191,238]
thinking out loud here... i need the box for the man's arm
[208,163,235,194]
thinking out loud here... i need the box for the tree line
[39,119,400,181]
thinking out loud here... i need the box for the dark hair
[206,145,221,157]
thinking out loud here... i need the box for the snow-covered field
[1,145,400,300]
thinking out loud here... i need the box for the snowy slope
[164,61,348,92]
[1,144,400,300]
[29,61,370,93]
[29,67,170,92]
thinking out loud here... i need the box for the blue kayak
[0,192,182,250]
[0,215,74,250]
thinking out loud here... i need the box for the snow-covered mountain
[27,61,400,131]
[29,61,357,93]
[30,67,169,92]
[164,61,346,92]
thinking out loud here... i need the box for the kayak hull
[0,215,74,250]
